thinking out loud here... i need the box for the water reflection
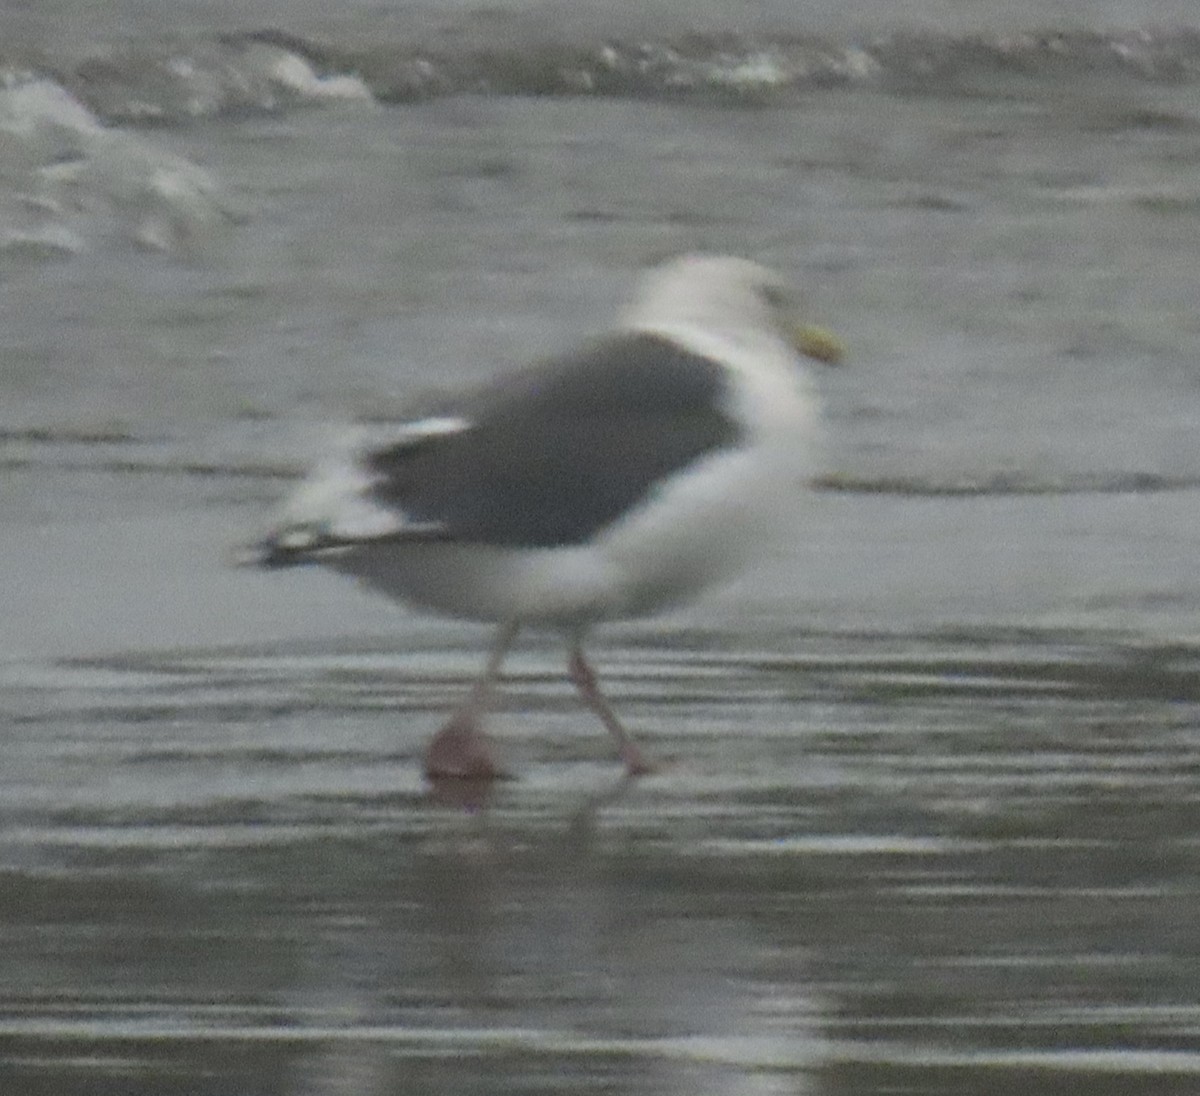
[2,629,1199,1094]
[251,776,823,1095]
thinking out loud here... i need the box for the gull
[248,254,843,779]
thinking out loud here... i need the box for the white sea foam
[0,75,237,259]
[250,45,374,104]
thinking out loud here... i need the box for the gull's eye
[759,283,792,312]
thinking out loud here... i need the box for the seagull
[248,254,843,780]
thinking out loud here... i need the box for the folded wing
[255,332,743,565]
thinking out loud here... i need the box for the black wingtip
[229,536,313,571]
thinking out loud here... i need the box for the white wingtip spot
[276,526,321,550]
[392,415,471,442]
[272,420,459,548]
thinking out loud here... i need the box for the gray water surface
[4,2,1200,1092]
[3,616,1200,1096]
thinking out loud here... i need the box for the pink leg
[567,642,656,776]
[424,622,519,780]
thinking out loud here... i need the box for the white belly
[332,437,814,627]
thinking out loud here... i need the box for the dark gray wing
[365,332,743,548]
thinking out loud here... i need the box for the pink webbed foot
[567,643,660,778]
[619,742,660,778]
[424,621,520,782]
[424,716,506,781]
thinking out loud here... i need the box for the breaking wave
[4,24,1200,125]
[2,18,1197,258]
[0,74,241,258]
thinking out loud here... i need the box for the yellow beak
[792,323,845,365]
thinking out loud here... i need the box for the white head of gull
[249,254,844,780]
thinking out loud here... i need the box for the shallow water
[4,1,1200,1092]
[3,621,1200,1096]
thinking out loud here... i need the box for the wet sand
[5,6,1200,1088]
[3,495,1200,1095]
